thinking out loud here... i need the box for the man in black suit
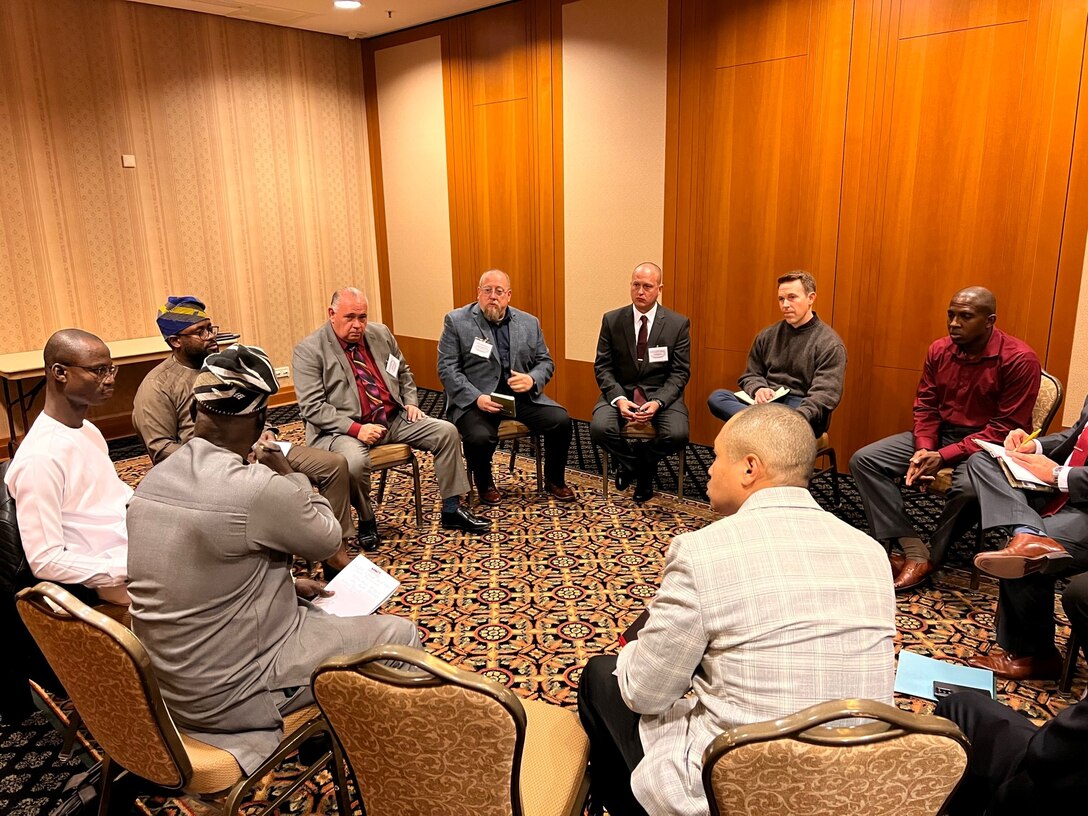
[590,263,690,503]
[963,393,1088,679]
[935,572,1088,814]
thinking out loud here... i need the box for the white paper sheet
[312,555,400,617]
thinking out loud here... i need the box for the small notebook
[312,555,400,617]
[490,392,517,417]
[973,438,1056,493]
[733,386,790,406]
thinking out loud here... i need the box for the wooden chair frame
[373,444,424,526]
[702,698,970,816]
[17,582,351,816]
[599,425,686,501]
[466,420,545,500]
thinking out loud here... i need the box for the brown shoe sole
[974,550,1073,580]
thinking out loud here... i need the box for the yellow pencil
[1020,428,1041,449]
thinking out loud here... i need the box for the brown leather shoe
[889,552,906,577]
[545,482,576,503]
[974,534,1073,580]
[478,485,502,505]
[967,648,1062,680]
[893,559,935,591]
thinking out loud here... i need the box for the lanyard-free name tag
[471,337,494,359]
[386,355,400,377]
[648,346,669,363]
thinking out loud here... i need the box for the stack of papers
[733,386,789,406]
[312,555,400,617]
[894,650,995,701]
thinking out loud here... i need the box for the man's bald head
[633,262,662,285]
[952,286,997,316]
[44,329,108,369]
[330,287,366,310]
[720,405,816,487]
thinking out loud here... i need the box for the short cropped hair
[721,404,816,486]
[777,271,816,295]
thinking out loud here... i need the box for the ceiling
[127,0,507,39]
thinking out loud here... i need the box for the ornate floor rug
[6,411,1085,815]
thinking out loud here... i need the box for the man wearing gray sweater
[707,272,846,437]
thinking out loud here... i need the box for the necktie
[347,344,388,427]
[636,315,648,362]
[1042,423,1088,516]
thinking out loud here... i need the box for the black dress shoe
[355,532,379,552]
[441,506,490,534]
[615,467,634,492]
[633,480,654,503]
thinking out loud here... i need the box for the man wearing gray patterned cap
[126,344,419,774]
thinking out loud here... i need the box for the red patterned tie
[347,344,388,427]
[1042,424,1088,517]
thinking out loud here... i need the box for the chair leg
[1060,631,1080,694]
[96,755,114,816]
[827,447,839,507]
[330,733,353,816]
[377,469,388,504]
[678,447,685,500]
[411,456,423,527]
[510,439,519,473]
[971,519,983,590]
[60,710,83,758]
[534,435,543,493]
[601,449,610,502]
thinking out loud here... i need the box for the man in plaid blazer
[578,404,897,816]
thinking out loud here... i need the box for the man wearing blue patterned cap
[127,343,420,774]
[134,296,367,564]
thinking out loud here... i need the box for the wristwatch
[1051,466,1062,487]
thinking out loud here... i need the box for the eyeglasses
[480,287,508,297]
[66,364,119,381]
[177,324,220,339]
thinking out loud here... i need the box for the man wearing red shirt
[849,287,1041,590]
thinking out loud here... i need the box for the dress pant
[329,412,470,522]
[706,390,827,435]
[966,452,1088,656]
[849,428,979,563]
[455,399,572,488]
[577,655,649,816]
[285,444,354,538]
[589,402,688,477]
[1062,573,1088,666]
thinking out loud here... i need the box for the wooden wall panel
[831,0,1087,458]
[0,0,379,444]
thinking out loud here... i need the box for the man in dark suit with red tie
[964,393,1088,679]
[590,263,690,503]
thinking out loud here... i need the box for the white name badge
[648,346,669,363]
[385,355,400,377]
[471,337,494,359]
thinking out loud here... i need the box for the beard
[481,303,506,322]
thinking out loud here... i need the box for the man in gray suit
[438,270,575,505]
[293,287,488,536]
[127,344,420,775]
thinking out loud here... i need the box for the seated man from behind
[126,344,419,775]
[293,287,488,536]
[706,271,846,437]
[957,393,1088,680]
[438,269,576,505]
[591,262,690,503]
[577,405,896,816]
[849,287,1040,591]
[4,329,130,606]
[935,572,1088,814]
[133,295,359,564]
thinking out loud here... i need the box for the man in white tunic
[4,329,131,605]
[577,404,896,816]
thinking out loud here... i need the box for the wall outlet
[274,366,290,379]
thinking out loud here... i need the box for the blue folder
[894,649,996,701]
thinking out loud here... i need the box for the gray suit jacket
[437,303,559,424]
[126,439,353,772]
[1040,393,1088,504]
[292,322,417,448]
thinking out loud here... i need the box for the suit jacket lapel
[622,310,637,363]
[365,325,399,401]
[325,323,363,416]
[508,309,522,371]
[647,307,668,349]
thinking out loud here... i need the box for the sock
[899,536,930,561]
[1010,525,1045,537]
[441,496,460,514]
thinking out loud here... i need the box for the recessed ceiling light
[334,0,362,9]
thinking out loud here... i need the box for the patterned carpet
[3,394,1085,815]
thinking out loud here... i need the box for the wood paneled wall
[366,0,1088,463]
[0,0,379,444]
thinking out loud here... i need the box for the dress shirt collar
[632,302,659,338]
[735,485,821,515]
[949,327,1003,360]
